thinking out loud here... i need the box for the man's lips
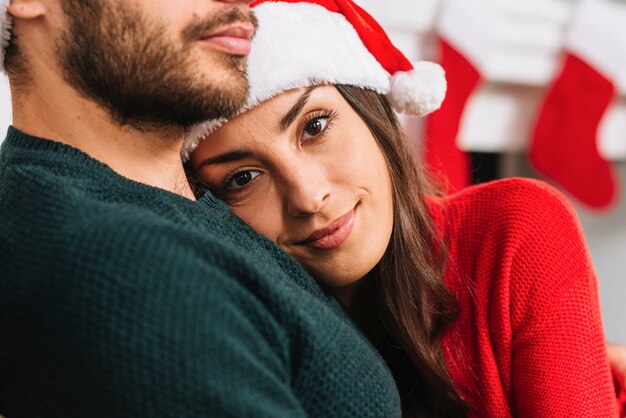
[297,210,356,251]
[200,23,255,56]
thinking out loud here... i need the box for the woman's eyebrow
[280,86,318,131]
[197,149,252,170]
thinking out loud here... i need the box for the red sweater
[429,178,619,417]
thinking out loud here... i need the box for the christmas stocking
[425,37,479,191]
[426,0,485,191]
[530,0,626,209]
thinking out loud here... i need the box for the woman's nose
[282,165,331,218]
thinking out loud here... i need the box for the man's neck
[11,74,196,200]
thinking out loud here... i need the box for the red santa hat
[182,0,447,160]
[0,0,11,72]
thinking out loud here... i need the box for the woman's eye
[302,117,329,142]
[224,170,260,191]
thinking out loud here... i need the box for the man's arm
[0,224,307,417]
[609,344,626,378]
[608,343,626,416]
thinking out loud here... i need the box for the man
[0,0,400,416]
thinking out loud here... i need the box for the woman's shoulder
[428,177,581,238]
[433,180,617,418]
[428,178,591,292]
[432,178,593,314]
[441,177,573,215]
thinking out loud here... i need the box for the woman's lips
[300,210,356,251]
[200,24,254,56]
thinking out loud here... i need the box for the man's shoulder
[0,173,291,343]
[0,162,245,281]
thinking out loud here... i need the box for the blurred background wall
[0,0,624,343]
[0,77,10,139]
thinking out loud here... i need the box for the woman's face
[190,86,394,289]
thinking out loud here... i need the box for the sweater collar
[1,126,220,207]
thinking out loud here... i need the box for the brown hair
[335,85,468,417]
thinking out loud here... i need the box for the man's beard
[56,0,253,131]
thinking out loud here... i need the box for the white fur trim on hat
[0,0,11,73]
[182,118,226,162]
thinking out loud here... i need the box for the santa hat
[182,0,447,161]
[0,0,11,72]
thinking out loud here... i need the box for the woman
[185,0,624,416]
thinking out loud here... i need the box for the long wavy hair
[335,85,468,417]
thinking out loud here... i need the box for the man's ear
[8,0,47,20]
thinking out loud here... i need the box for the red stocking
[530,53,617,209]
[425,38,480,191]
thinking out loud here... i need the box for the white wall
[0,75,11,136]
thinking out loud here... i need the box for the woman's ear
[8,0,47,20]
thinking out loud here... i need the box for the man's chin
[179,88,247,126]
[207,76,249,115]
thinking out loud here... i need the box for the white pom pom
[0,0,12,73]
[386,61,447,116]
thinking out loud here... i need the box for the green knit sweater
[0,128,400,418]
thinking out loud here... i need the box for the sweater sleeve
[0,220,307,418]
[508,183,618,417]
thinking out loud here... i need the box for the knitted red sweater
[429,178,619,417]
